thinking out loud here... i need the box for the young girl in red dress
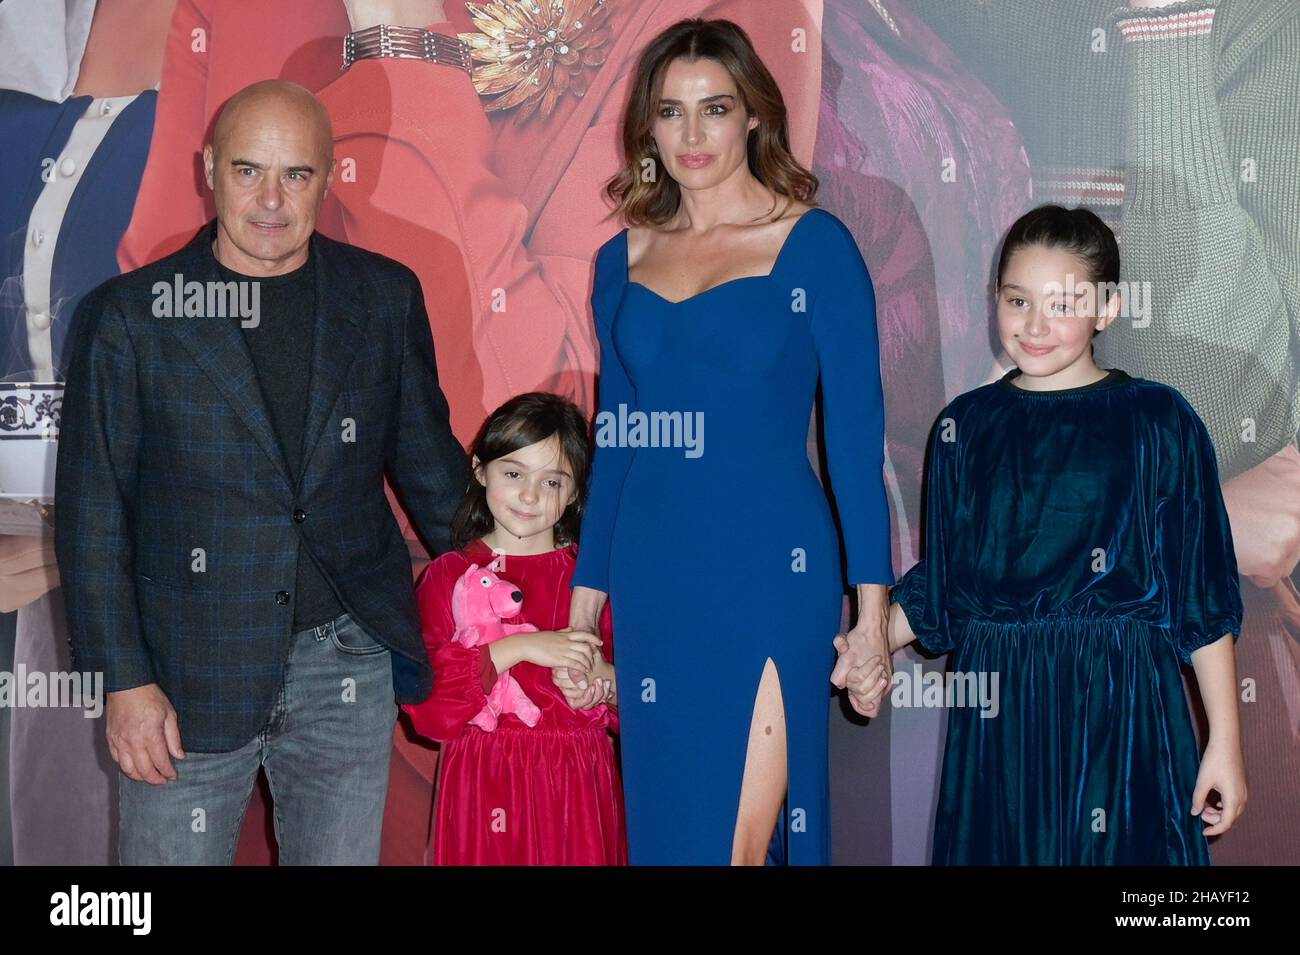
[403,392,625,865]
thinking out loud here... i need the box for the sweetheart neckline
[622,208,823,306]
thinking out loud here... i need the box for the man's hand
[106,683,186,784]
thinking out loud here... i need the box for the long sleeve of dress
[571,238,634,593]
[1159,391,1245,665]
[809,216,894,586]
[890,408,958,654]
[1106,2,1300,478]
[402,560,498,743]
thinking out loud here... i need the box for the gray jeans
[118,613,397,865]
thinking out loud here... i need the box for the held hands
[551,627,615,710]
[832,633,891,718]
[106,683,186,784]
[560,590,615,710]
[831,592,893,718]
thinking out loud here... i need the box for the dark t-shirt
[215,250,345,631]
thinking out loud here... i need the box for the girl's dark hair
[449,392,592,553]
[604,18,818,226]
[996,205,1120,291]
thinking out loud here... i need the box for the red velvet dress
[403,538,625,865]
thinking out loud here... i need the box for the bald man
[54,80,468,864]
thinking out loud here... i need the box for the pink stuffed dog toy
[450,562,542,731]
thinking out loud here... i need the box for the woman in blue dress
[566,19,894,865]
[848,206,1248,864]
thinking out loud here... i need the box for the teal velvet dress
[892,368,1243,865]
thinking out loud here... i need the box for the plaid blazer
[54,220,469,752]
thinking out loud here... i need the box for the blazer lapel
[160,221,294,489]
[158,222,373,494]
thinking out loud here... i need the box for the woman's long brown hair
[604,18,818,227]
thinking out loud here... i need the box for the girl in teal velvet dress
[844,206,1248,864]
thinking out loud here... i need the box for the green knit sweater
[904,0,1300,480]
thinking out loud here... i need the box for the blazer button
[292,508,307,523]
[275,591,290,605]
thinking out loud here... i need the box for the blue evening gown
[572,208,894,865]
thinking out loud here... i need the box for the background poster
[1,0,1294,865]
